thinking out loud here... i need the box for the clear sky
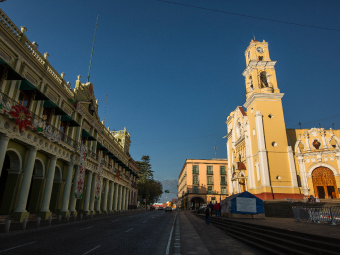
[2,1,340,192]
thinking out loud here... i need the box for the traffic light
[165,190,169,193]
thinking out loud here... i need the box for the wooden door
[312,167,339,199]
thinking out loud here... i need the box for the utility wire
[132,113,339,146]
[156,0,340,32]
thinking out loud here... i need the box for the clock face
[256,47,264,53]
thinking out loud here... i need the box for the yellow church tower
[226,39,301,199]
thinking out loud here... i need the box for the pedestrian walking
[208,201,214,217]
[214,202,220,217]
[205,206,211,225]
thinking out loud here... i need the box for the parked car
[158,207,163,210]
[165,207,172,212]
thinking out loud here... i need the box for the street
[0,210,176,255]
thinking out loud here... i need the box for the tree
[136,155,153,181]
[136,155,163,205]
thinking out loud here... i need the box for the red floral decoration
[313,139,321,149]
[9,105,33,133]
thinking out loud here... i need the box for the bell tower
[243,40,280,99]
[242,39,300,199]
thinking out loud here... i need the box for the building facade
[0,9,139,222]
[178,159,228,209]
[226,39,340,200]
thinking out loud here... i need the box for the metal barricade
[308,207,332,223]
[330,206,340,225]
[292,206,309,222]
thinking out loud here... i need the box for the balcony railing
[207,181,214,185]
[220,170,226,175]
[0,92,79,149]
[220,181,226,185]
[192,170,199,174]
[193,180,199,185]
[207,170,213,175]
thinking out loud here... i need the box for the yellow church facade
[226,40,340,200]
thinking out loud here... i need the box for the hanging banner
[95,155,103,200]
[75,144,88,199]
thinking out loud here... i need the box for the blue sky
[3,1,340,193]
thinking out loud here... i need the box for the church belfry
[243,40,279,99]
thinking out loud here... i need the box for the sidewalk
[179,211,265,255]
[228,217,340,240]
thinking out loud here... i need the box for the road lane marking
[165,212,177,255]
[82,245,101,255]
[0,242,36,253]
[125,228,133,233]
[143,220,147,223]
[80,226,93,230]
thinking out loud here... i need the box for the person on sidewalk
[205,206,211,225]
[208,201,214,217]
[214,202,220,217]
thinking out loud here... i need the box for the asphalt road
[0,210,177,255]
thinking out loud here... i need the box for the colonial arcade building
[226,39,340,200]
[0,9,139,222]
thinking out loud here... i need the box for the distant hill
[157,180,178,202]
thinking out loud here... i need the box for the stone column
[13,147,37,222]
[108,181,114,212]
[298,157,309,196]
[89,173,97,212]
[83,171,93,213]
[102,178,109,212]
[125,188,129,210]
[0,134,9,178]
[118,185,122,211]
[68,164,80,215]
[95,181,102,212]
[121,186,126,211]
[39,156,57,219]
[113,183,119,211]
[60,161,74,217]
[287,146,298,188]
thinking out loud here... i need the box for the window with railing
[221,186,227,194]
[207,186,213,194]
[207,176,213,185]
[221,176,226,185]
[193,165,199,174]
[207,165,213,175]
[18,90,32,108]
[220,166,226,175]
[193,186,199,193]
[193,175,199,185]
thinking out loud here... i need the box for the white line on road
[0,241,36,253]
[143,220,147,223]
[82,245,101,255]
[165,212,177,255]
[125,228,133,232]
[80,226,93,230]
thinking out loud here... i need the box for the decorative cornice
[243,92,284,109]
[242,60,277,77]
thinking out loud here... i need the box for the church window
[18,90,32,108]
[260,72,269,87]
[268,114,273,119]
[258,56,263,61]
[272,142,277,147]
[253,129,256,136]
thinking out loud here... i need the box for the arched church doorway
[312,167,339,199]
[0,154,10,209]
[190,197,204,210]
